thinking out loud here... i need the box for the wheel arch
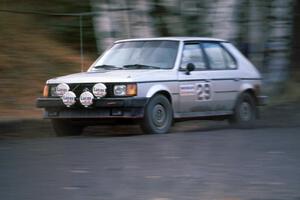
[146,85,172,103]
[239,89,258,106]
[238,84,259,105]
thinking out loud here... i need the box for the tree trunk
[291,0,300,81]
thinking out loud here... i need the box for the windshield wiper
[93,64,123,70]
[123,64,161,69]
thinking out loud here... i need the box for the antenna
[79,15,84,72]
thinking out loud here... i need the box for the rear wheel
[51,119,84,136]
[140,95,173,134]
[229,92,257,128]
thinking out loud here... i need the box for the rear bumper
[36,97,148,119]
[258,95,268,106]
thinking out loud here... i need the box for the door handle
[233,78,240,82]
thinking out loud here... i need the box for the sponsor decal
[62,91,76,107]
[80,91,94,107]
[92,83,107,98]
[180,84,195,96]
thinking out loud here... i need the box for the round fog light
[92,83,107,99]
[80,91,94,107]
[56,83,70,97]
[62,91,76,107]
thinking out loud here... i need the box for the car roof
[115,37,227,43]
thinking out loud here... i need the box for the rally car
[36,37,267,136]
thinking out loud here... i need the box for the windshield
[90,40,179,71]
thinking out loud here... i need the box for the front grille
[49,83,115,98]
[70,83,114,97]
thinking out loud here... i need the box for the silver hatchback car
[37,37,267,136]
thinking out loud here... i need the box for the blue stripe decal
[137,77,261,84]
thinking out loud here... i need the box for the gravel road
[0,127,300,200]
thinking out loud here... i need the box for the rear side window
[202,43,237,70]
[223,48,237,69]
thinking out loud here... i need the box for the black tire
[229,92,257,128]
[140,94,173,134]
[51,119,84,137]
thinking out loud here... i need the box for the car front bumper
[36,97,149,119]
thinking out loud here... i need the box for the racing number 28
[196,83,211,101]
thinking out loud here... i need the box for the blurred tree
[234,0,250,56]
[90,0,296,86]
[10,0,98,55]
[39,1,97,54]
[291,0,300,81]
[149,0,170,36]
[264,0,292,83]
[181,0,206,36]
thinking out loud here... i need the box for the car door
[178,42,214,114]
[201,42,240,111]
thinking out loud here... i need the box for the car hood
[46,70,176,84]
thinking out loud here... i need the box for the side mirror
[185,63,195,75]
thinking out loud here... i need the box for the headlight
[114,85,126,96]
[50,86,57,97]
[114,84,137,96]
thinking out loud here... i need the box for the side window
[222,48,237,69]
[202,43,237,70]
[180,44,207,70]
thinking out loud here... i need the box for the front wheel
[51,119,84,137]
[140,95,173,134]
[229,92,257,128]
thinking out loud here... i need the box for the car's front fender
[145,84,172,98]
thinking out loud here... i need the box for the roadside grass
[0,12,93,118]
[266,79,300,106]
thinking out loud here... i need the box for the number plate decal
[196,83,212,101]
